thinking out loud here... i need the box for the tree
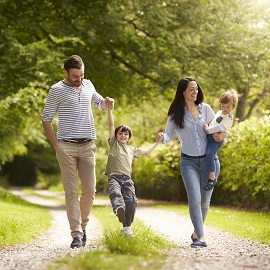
[0,0,269,167]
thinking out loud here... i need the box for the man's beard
[67,76,82,87]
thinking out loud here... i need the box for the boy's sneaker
[70,237,82,249]
[121,226,134,237]
[82,230,86,246]
[116,206,125,223]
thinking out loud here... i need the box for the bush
[215,115,270,210]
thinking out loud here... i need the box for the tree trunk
[236,87,250,122]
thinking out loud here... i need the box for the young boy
[105,106,163,236]
[203,90,238,191]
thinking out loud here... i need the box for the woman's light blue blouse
[163,103,215,156]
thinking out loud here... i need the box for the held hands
[105,97,114,110]
[155,132,164,143]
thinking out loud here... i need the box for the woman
[163,77,226,247]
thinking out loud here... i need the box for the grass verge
[0,187,51,248]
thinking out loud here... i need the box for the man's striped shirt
[41,79,104,140]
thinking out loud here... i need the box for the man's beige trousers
[56,140,96,238]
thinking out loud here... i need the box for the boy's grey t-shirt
[105,136,141,177]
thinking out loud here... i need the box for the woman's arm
[213,131,227,142]
[162,116,175,144]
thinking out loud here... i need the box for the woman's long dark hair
[168,77,204,128]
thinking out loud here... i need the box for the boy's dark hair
[115,125,132,139]
[64,55,84,73]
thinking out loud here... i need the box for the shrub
[216,115,270,210]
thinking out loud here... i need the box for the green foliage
[0,142,60,187]
[0,86,48,164]
[1,0,270,211]
[217,115,270,209]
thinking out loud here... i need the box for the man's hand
[104,97,114,110]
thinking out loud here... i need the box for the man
[41,55,114,248]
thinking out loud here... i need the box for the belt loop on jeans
[62,138,92,144]
[181,152,206,159]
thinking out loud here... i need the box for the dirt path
[1,189,270,270]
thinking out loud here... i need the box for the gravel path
[1,189,103,270]
[1,189,269,270]
[136,206,270,269]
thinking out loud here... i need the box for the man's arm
[42,121,58,151]
[140,132,164,156]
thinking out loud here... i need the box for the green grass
[0,187,51,247]
[50,251,170,270]
[93,205,174,255]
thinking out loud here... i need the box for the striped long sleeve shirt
[41,79,104,140]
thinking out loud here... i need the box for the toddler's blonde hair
[219,90,238,108]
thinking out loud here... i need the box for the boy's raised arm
[108,109,115,139]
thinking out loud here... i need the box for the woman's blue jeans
[180,155,220,239]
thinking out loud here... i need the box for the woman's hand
[204,124,209,133]
[213,131,227,142]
